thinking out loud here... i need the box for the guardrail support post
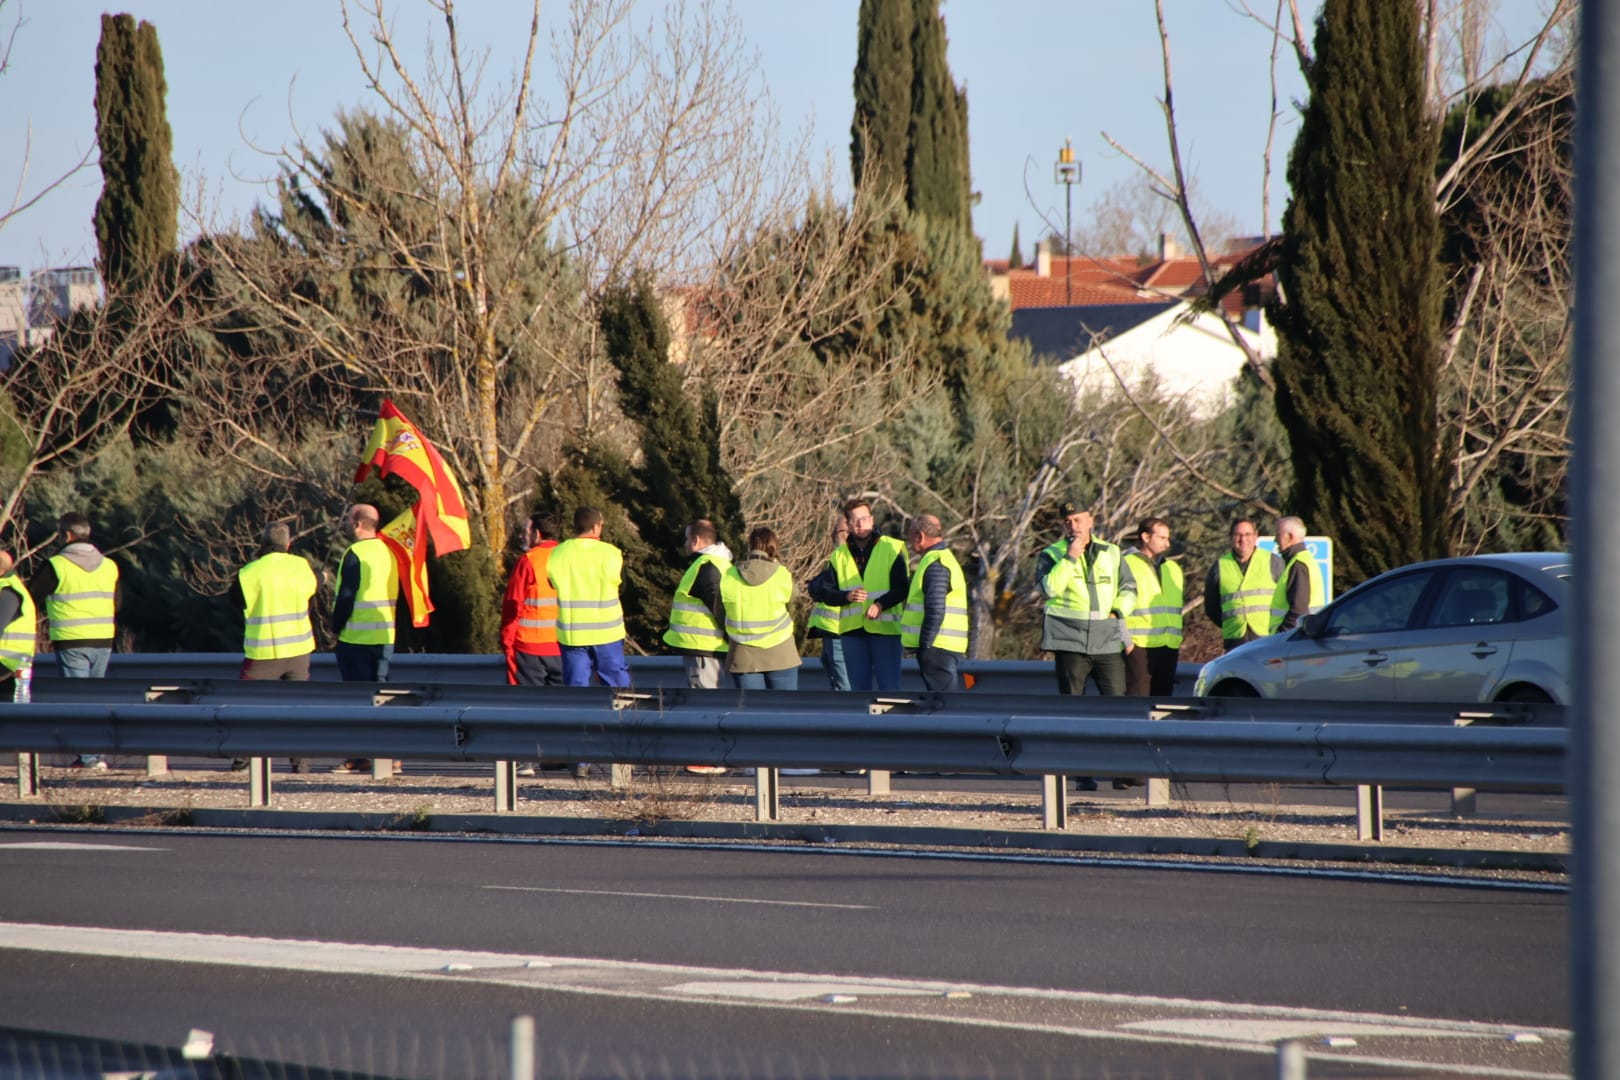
[15,753,39,798]
[1145,777,1170,807]
[509,1014,534,1080]
[247,757,272,808]
[494,761,517,813]
[754,767,780,822]
[1275,1038,1306,1080]
[1041,775,1068,830]
[1356,784,1384,842]
[1451,715,1478,817]
[146,756,168,777]
[609,764,633,790]
[867,769,891,796]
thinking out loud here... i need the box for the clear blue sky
[0,1,1338,271]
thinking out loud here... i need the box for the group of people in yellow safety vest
[0,501,1323,777]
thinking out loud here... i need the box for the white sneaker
[685,765,726,775]
[515,764,537,777]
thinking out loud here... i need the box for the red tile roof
[1008,277,1161,310]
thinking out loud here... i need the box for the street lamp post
[1055,138,1081,305]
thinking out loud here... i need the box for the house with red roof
[989,235,1276,416]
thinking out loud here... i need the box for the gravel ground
[0,760,1569,875]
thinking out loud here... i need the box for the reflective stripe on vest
[239,551,318,660]
[664,552,732,653]
[805,536,907,636]
[900,548,968,653]
[1271,550,1326,633]
[336,538,399,645]
[1040,538,1127,627]
[1123,552,1184,649]
[719,562,794,649]
[548,538,625,646]
[1218,551,1279,640]
[514,544,560,648]
[0,573,36,672]
[44,554,118,641]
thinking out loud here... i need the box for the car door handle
[1362,651,1388,667]
[1472,644,1499,658]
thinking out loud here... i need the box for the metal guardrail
[3,680,1565,834]
[36,653,1207,696]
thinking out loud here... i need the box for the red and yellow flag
[355,400,472,556]
[379,507,433,628]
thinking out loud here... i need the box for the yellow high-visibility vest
[548,537,626,646]
[664,552,731,653]
[719,562,794,650]
[1041,538,1130,623]
[0,572,36,673]
[900,548,968,654]
[44,555,117,642]
[239,551,318,660]
[336,537,399,646]
[1271,550,1325,632]
[806,537,907,636]
[1123,552,1184,649]
[1217,551,1279,640]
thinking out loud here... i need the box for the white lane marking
[0,921,1568,1079]
[0,842,163,852]
[482,885,872,910]
[1121,1018,1479,1043]
[670,980,928,1002]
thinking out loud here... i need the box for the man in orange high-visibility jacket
[500,511,564,687]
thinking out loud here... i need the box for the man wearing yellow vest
[1272,515,1325,633]
[500,511,565,688]
[0,549,36,694]
[805,498,908,692]
[30,512,120,769]
[664,519,733,691]
[231,521,320,772]
[1202,517,1283,652]
[1122,516,1182,697]
[901,514,967,691]
[330,503,399,772]
[547,506,631,688]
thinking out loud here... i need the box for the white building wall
[1056,303,1275,418]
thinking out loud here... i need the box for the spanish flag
[356,401,472,627]
[380,507,434,627]
[355,400,472,556]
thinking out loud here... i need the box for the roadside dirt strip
[0,921,1571,1078]
[0,761,1569,881]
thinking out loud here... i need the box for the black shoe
[229,758,250,772]
[289,758,310,774]
[1071,776,1099,792]
[1112,778,1142,790]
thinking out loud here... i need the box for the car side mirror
[1299,612,1325,639]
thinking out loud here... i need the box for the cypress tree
[1268,0,1447,584]
[598,274,746,646]
[851,0,912,199]
[1008,224,1025,270]
[94,13,179,291]
[905,0,971,230]
[851,0,971,232]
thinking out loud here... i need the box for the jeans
[335,641,392,682]
[818,636,851,692]
[733,666,799,690]
[842,633,902,692]
[561,641,631,687]
[916,646,959,692]
[56,645,110,764]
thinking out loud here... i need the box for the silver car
[1193,552,1569,704]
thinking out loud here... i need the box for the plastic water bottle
[12,661,31,704]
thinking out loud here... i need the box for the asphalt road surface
[0,828,1569,1079]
